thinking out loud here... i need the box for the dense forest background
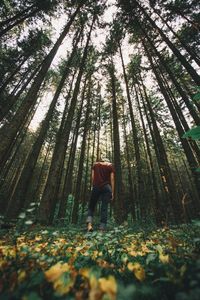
[0,0,200,228]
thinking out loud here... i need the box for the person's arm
[110,172,115,201]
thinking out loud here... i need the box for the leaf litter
[0,222,200,299]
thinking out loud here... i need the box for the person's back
[86,158,115,232]
[92,162,114,188]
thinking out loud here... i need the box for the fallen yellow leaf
[79,268,90,278]
[35,236,42,241]
[45,262,69,282]
[89,274,98,290]
[157,244,170,264]
[53,273,74,296]
[92,250,99,259]
[159,253,170,264]
[99,275,117,300]
[89,274,102,300]
[127,262,146,281]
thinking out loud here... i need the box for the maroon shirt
[92,162,115,188]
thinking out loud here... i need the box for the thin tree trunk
[136,1,200,85]
[119,42,143,218]
[72,76,93,223]
[0,4,35,27]
[140,25,200,125]
[0,63,41,121]
[96,85,101,160]
[0,55,31,94]
[135,87,164,224]
[32,139,53,204]
[179,79,200,112]
[0,7,40,37]
[121,100,135,220]
[152,7,200,66]
[81,131,91,220]
[108,59,125,224]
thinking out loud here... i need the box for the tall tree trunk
[108,59,125,224]
[96,85,101,161]
[71,76,92,223]
[0,7,39,37]
[139,25,200,125]
[0,55,31,94]
[159,69,200,160]
[0,4,35,27]
[119,42,143,218]
[38,15,96,225]
[57,76,88,219]
[152,7,200,66]
[0,2,85,168]
[90,127,96,189]
[135,87,164,224]
[168,9,200,31]
[137,78,181,224]
[143,39,200,202]
[121,99,135,220]
[81,131,91,220]
[4,65,76,219]
[179,79,200,113]
[135,1,200,85]
[32,139,53,204]
[0,98,41,183]
[0,62,42,122]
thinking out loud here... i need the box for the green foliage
[182,126,200,140]
[0,223,199,299]
[193,87,200,102]
[193,92,200,101]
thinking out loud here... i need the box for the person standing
[86,157,115,232]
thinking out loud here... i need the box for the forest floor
[0,221,200,300]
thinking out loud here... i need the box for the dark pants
[86,184,112,228]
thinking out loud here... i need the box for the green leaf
[195,167,200,173]
[193,92,200,101]
[18,212,26,219]
[194,86,200,92]
[27,272,45,287]
[146,253,157,265]
[182,126,200,140]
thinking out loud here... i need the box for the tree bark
[38,15,96,225]
[0,2,85,169]
[71,76,92,223]
[108,59,125,224]
[119,42,142,219]
[143,39,200,202]
[138,77,181,224]
[57,76,88,219]
[139,24,200,126]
